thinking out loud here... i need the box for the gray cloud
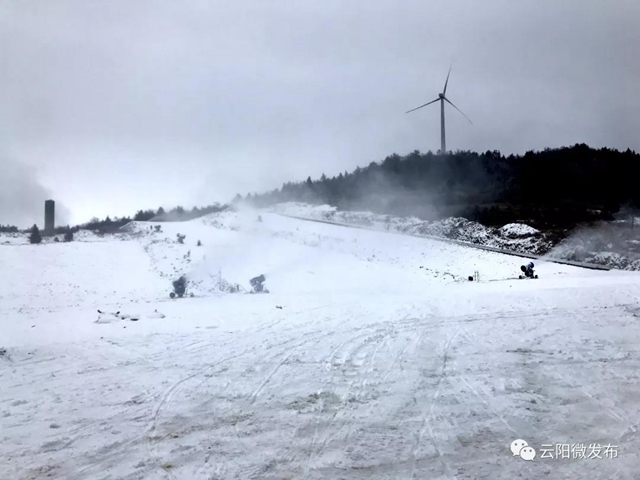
[0,157,70,228]
[0,0,638,223]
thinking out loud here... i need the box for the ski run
[2,207,640,479]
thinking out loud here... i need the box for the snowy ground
[2,209,640,479]
[270,202,553,255]
[271,202,640,271]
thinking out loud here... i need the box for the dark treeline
[78,203,229,233]
[4,203,229,235]
[134,203,228,223]
[242,144,640,229]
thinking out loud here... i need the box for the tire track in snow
[3,344,170,472]
[146,344,260,479]
[297,325,390,476]
[281,316,434,476]
[272,325,386,473]
[147,306,627,477]
[381,323,426,383]
[299,328,376,469]
[154,327,341,480]
[452,329,518,435]
[410,327,460,480]
[307,333,385,464]
[191,327,354,480]
[249,349,299,404]
[254,303,335,333]
[545,354,627,424]
[301,316,444,476]
[276,328,372,467]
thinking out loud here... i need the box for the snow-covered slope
[546,222,640,270]
[271,202,553,254]
[272,202,640,271]
[0,234,167,311]
[2,210,640,479]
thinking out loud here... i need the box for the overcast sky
[1,0,638,226]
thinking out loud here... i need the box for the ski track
[304,327,388,469]
[409,327,459,480]
[271,325,383,472]
[147,330,324,478]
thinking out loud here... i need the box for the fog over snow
[1,0,639,225]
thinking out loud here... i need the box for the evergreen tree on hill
[29,225,42,244]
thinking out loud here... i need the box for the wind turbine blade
[444,97,473,124]
[443,66,452,95]
[405,97,440,114]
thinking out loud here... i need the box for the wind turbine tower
[406,68,472,154]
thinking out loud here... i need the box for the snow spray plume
[0,158,70,228]
[185,205,269,287]
[193,204,310,287]
[341,167,443,221]
[543,205,640,269]
[246,151,503,223]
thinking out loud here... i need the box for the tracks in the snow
[144,305,626,479]
[410,327,460,479]
[146,312,429,479]
[145,312,349,478]
[301,327,389,473]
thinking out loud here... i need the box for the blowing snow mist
[0,158,70,228]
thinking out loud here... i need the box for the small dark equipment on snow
[519,262,538,279]
[171,275,188,298]
[249,274,269,293]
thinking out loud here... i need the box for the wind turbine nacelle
[438,93,445,99]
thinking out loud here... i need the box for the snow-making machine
[249,274,269,294]
[170,275,194,298]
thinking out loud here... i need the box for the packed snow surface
[2,209,640,479]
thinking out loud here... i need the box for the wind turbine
[406,67,472,154]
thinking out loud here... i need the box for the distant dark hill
[242,144,640,230]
